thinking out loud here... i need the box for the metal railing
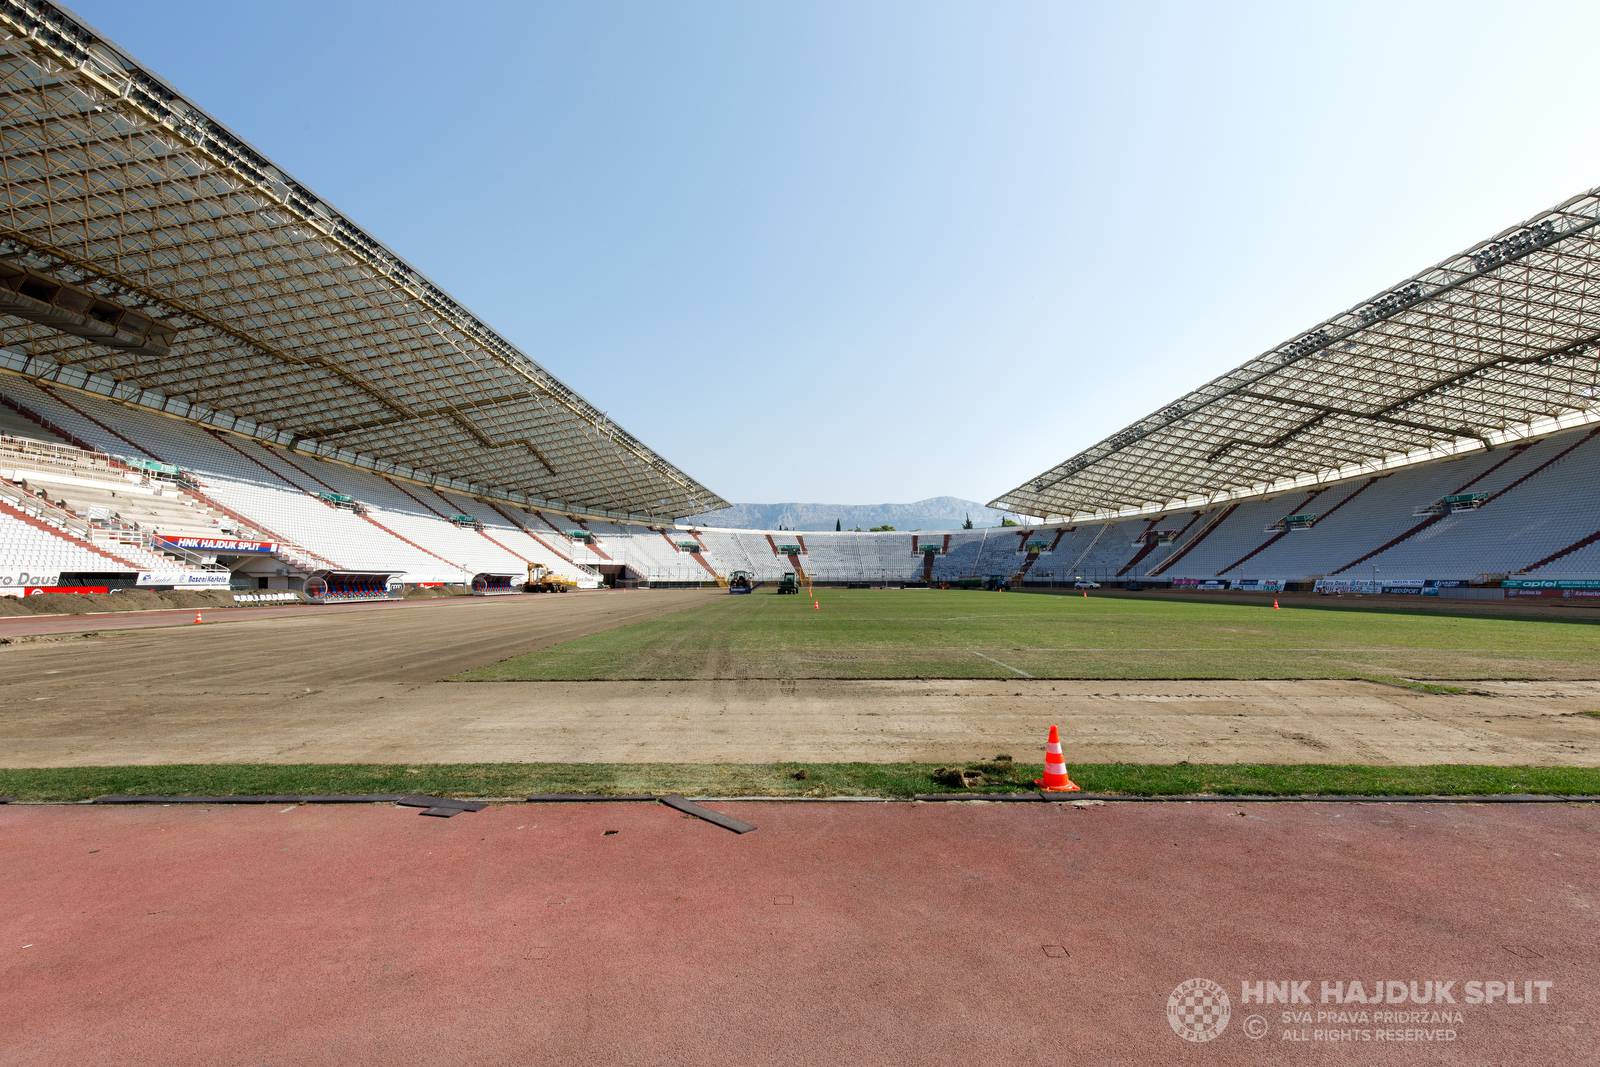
[0,476,97,540]
[1,477,230,572]
[0,432,130,477]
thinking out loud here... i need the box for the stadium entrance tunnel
[303,570,403,603]
[595,564,629,588]
[469,572,521,596]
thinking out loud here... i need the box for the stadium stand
[1059,520,1146,581]
[984,184,1600,592]
[431,489,594,580]
[929,531,981,581]
[795,532,921,584]
[0,375,611,586]
[243,440,528,581]
[1345,429,1600,580]
[860,532,919,581]
[583,521,700,582]
[0,398,64,442]
[1531,530,1600,578]
[694,529,758,578]
[800,534,846,581]
[0,433,226,575]
[7,368,1600,591]
[0,500,126,577]
[1,434,217,539]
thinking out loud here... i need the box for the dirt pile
[403,585,465,599]
[932,755,1025,789]
[0,588,246,616]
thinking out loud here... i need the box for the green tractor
[776,572,801,595]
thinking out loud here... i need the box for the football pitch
[4,590,1599,800]
[459,589,1600,683]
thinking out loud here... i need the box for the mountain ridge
[683,496,1014,531]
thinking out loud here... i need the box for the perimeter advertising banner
[1313,578,1435,595]
[136,572,232,589]
[1503,578,1600,589]
[0,572,60,593]
[1503,578,1600,599]
[1235,578,1286,592]
[156,534,275,555]
[1,578,111,596]
[1381,580,1428,595]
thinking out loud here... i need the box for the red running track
[2,802,1595,1065]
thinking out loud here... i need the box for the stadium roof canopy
[0,0,727,522]
[992,188,1600,521]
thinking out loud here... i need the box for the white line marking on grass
[970,650,1034,678]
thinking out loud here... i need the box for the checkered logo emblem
[1167,978,1231,1042]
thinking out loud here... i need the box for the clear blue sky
[71,0,1600,505]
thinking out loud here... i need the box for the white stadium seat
[4,375,1599,588]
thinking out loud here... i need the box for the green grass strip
[1,762,1598,802]
[454,589,1600,683]
[1354,674,1472,695]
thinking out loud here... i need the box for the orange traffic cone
[193,611,203,625]
[813,600,820,611]
[1272,597,1280,610]
[1081,589,1088,599]
[1035,724,1081,792]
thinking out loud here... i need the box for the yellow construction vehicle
[525,563,575,593]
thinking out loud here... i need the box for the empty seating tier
[3,375,1598,589]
